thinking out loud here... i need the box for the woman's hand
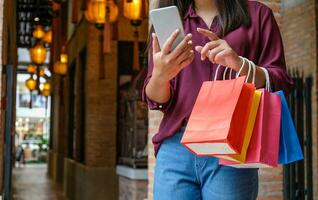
[152,29,195,84]
[195,28,242,71]
[195,28,266,88]
[145,30,194,104]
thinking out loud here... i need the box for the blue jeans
[154,128,258,200]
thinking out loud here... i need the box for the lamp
[85,0,119,54]
[54,61,67,76]
[41,81,51,97]
[39,68,45,77]
[29,42,47,94]
[54,49,68,76]
[123,0,148,71]
[85,0,118,26]
[60,53,68,64]
[33,25,45,39]
[25,77,37,91]
[123,0,147,25]
[27,64,37,74]
[25,76,36,108]
[43,29,52,44]
[41,81,51,110]
[30,43,47,65]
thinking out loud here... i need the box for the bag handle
[246,59,256,84]
[214,64,222,81]
[260,67,272,91]
[214,57,248,81]
[233,57,256,85]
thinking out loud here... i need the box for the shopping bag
[217,60,261,162]
[220,67,281,168]
[181,60,255,156]
[218,90,262,163]
[276,91,304,164]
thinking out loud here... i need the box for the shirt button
[159,105,163,109]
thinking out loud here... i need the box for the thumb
[152,33,160,54]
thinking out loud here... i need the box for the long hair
[156,0,251,36]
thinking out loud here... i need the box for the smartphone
[150,6,185,51]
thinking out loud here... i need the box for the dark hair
[156,0,251,36]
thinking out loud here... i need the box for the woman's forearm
[145,76,172,104]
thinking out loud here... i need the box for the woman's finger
[176,48,194,65]
[179,52,195,69]
[214,49,231,63]
[200,41,222,60]
[169,33,192,60]
[208,46,225,63]
[152,33,161,54]
[162,29,181,55]
[197,28,219,41]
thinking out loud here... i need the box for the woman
[143,0,293,199]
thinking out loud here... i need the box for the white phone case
[150,6,185,50]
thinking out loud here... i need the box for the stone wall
[119,176,147,200]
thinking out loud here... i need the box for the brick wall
[281,0,318,198]
[147,111,162,200]
[147,1,318,200]
[257,1,285,198]
[85,24,118,167]
[0,0,4,193]
[49,0,149,199]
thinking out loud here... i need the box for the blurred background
[0,0,317,200]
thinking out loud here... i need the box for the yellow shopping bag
[217,90,262,163]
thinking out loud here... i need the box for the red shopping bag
[181,75,255,156]
[220,67,282,168]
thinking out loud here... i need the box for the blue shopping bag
[276,91,304,164]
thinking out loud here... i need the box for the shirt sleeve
[257,6,294,93]
[141,45,175,113]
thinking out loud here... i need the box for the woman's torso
[151,1,285,155]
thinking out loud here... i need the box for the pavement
[12,164,66,200]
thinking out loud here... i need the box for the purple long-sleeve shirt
[142,1,294,156]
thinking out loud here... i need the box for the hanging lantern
[41,81,51,97]
[85,0,118,25]
[33,25,45,39]
[60,53,68,64]
[123,0,148,25]
[108,0,119,23]
[54,47,68,75]
[39,68,45,77]
[123,0,148,71]
[41,81,51,110]
[43,29,52,44]
[54,61,67,75]
[30,43,47,65]
[25,76,37,91]
[25,76,36,109]
[27,64,37,74]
